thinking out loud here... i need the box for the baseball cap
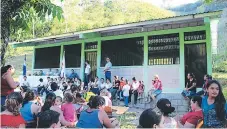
[157,98,175,114]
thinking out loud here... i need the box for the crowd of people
[1,64,227,128]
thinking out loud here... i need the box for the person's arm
[188,82,196,90]
[5,74,18,89]
[99,110,115,128]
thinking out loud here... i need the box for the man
[68,69,79,79]
[104,57,112,82]
[37,110,61,128]
[20,76,30,88]
[84,60,91,86]
[132,77,139,106]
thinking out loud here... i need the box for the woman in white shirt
[105,78,112,91]
[99,78,106,90]
[122,79,130,107]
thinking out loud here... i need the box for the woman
[40,92,75,127]
[76,96,117,128]
[182,73,197,98]
[1,65,19,107]
[157,98,177,128]
[138,108,164,128]
[177,96,203,128]
[20,90,41,128]
[105,78,113,91]
[150,75,162,100]
[0,92,25,128]
[202,80,227,128]
[196,74,212,96]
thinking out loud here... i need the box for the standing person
[132,77,139,106]
[157,98,177,128]
[84,60,91,87]
[1,65,19,108]
[104,57,112,82]
[122,79,130,107]
[182,73,197,99]
[0,92,25,128]
[202,80,227,128]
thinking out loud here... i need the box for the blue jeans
[84,73,90,86]
[110,88,117,100]
[1,96,6,112]
[124,96,129,107]
[182,90,196,97]
[152,90,162,97]
[105,71,111,82]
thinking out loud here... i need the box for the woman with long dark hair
[1,65,19,107]
[202,80,227,128]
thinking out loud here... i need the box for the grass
[117,112,137,129]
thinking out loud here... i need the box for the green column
[32,47,36,74]
[97,40,101,78]
[60,45,64,68]
[179,32,185,89]
[80,42,85,80]
[204,17,212,75]
[143,35,149,96]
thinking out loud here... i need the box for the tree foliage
[1,0,63,66]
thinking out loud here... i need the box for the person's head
[71,69,75,73]
[88,96,105,109]
[139,108,164,128]
[106,57,110,62]
[37,110,61,128]
[68,81,74,86]
[76,92,82,98]
[42,93,56,112]
[74,77,78,81]
[95,76,99,81]
[204,74,209,81]
[187,73,195,80]
[22,90,35,107]
[51,82,58,91]
[21,86,30,98]
[154,75,159,81]
[85,60,89,65]
[71,85,79,94]
[39,78,43,82]
[190,96,202,111]
[208,75,212,80]
[55,96,63,106]
[1,65,15,75]
[206,80,226,121]
[47,77,50,81]
[62,82,67,86]
[54,78,58,82]
[91,78,95,83]
[157,98,175,116]
[132,77,136,82]
[23,76,27,81]
[40,70,43,73]
[51,78,54,82]
[64,93,74,103]
[55,69,59,73]
[125,79,129,84]
[121,77,124,81]
[106,78,110,83]
[5,92,23,116]
[101,78,104,83]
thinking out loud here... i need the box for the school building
[13,10,222,94]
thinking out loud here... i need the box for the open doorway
[85,51,97,80]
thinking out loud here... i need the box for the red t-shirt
[0,114,25,128]
[180,110,203,125]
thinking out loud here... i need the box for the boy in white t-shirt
[122,80,130,107]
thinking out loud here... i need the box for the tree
[1,0,64,66]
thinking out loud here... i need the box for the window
[64,44,81,68]
[184,31,206,41]
[35,46,60,68]
[85,42,97,50]
[101,37,144,66]
[148,33,180,65]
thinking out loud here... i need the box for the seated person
[176,96,203,128]
[37,110,61,128]
[38,70,45,76]
[20,76,30,87]
[46,68,53,76]
[149,75,162,100]
[196,74,212,96]
[138,108,164,128]
[53,69,60,76]
[51,82,64,99]
[68,69,79,79]
[76,96,118,128]
[182,73,197,98]
[91,83,100,95]
[100,90,112,107]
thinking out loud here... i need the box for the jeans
[1,96,6,112]
[133,90,138,105]
[196,90,205,96]
[105,71,111,82]
[110,88,117,100]
[124,96,129,107]
[84,73,90,86]
[152,89,162,97]
[119,91,123,100]
[182,90,196,97]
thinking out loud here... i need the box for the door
[85,51,97,80]
[185,43,207,87]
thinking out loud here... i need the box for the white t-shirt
[53,90,64,99]
[132,81,139,90]
[85,64,91,74]
[122,84,130,96]
[21,80,30,87]
[100,83,106,89]
[105,83,112,89]
[102,96,110,106]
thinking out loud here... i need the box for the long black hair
[139,108,162,128]
[1,65,12,75]
[22,90,35,107]
[207,80,226,122]
[41,93,56,112]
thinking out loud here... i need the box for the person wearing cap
[157,98,177,128]
[138,108,164,128]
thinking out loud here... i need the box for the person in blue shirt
[201,80,227,128]
[68,69,79,79]
[104,57,112,82]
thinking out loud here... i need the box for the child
[122,80,130,107]
[73,93,86,119]
[138,81,144,99]
[61,93,77,123]
[54,96,63,108]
